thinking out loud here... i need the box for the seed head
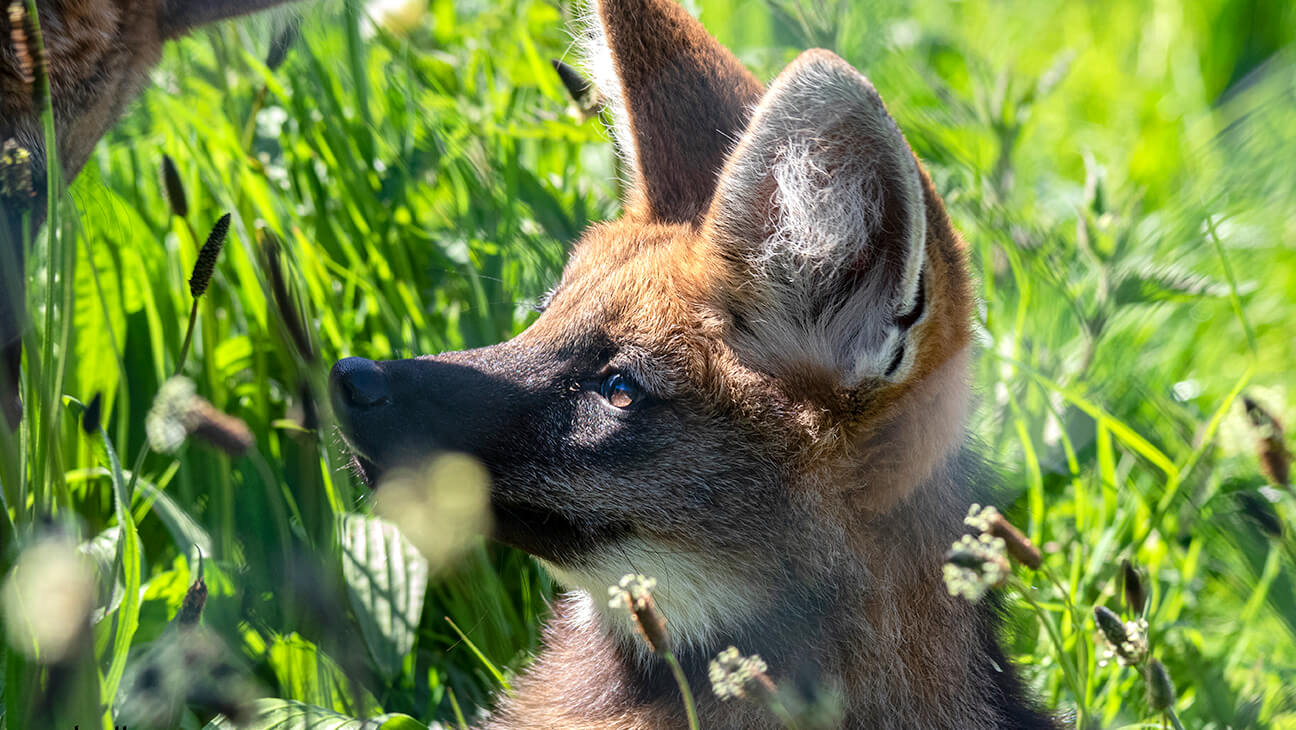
[81,392,102,435]
[1,139,34,200]
[1094,606,1148,667]
[145,376,252,456]
[1237,491,1283,538]
[608,574,670,654]
[147,377,199,453]
[259,229,315,362]
[1144,659,1176,712]
[2,538,96,663]
[265,21,300,71]
[160,155,188,218]
[188,399,253,457]
[189,213,230,298]
[1243,396,1290,489]
[552,59,594,105]
[992,516,1041,570]
[709,646,772,701]
[943,533,1009,603]
[1121,559,1146,616]
[175,575,207,627]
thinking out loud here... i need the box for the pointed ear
[704,50,932,388]
[161,0,297,39]
[580,0,763,224]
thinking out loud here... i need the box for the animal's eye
[599,373,643,408]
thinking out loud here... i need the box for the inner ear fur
[581,0,763,224]
[703,49,930,388]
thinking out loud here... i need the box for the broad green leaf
[204,698,425,729]
[266,633,382,717]
[339,513,429,679]
[79,526,125,624]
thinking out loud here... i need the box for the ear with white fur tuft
[579,0,763,224]
[704,49,930,388]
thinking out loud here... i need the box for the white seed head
[2,539,96,663]
[709,646,769,701]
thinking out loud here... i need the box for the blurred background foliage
[1,0,1294,727]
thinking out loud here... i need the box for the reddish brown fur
[592,0,763,224]
[476,2,1052,728]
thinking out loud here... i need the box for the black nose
[330,357,391,409]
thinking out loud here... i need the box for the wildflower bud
[161,155,188,218]
[1121,559,1146,616]
[988,512,1042,570]
[709,646,774,702]
[1144,659,1175,712]
[1243,396,1291,489]
[1093,606,1126,647]
[189,213,230,298]
[188,399,253,457]
[81,392,102,435]
[176,575,207,627]
[1237,492,1283,538]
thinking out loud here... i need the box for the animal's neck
[488,476,1050,729]
[486,351,1051,728]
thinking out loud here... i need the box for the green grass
[2,0,1295,727]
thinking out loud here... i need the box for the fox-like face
[331,0,974,650]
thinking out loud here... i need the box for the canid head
[332,0,1050,726]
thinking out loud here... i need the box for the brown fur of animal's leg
[161,0,301,39]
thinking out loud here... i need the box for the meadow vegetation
[1,0,1294,727]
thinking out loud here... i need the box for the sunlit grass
[1,0,1293,727]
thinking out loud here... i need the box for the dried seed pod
[1121,558,1146,616]
[81,392,102,435]
[1243,396,1291,489]
[259,229,315,363]
[189,213,230,298]
[1144,659,1176,713]
[188,399,253,457]
[265,20,300,71]
[988,512,1042,570]
[161,155,188,218]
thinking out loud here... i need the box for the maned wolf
[331,1,1056,728]
[1,0,295,427]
